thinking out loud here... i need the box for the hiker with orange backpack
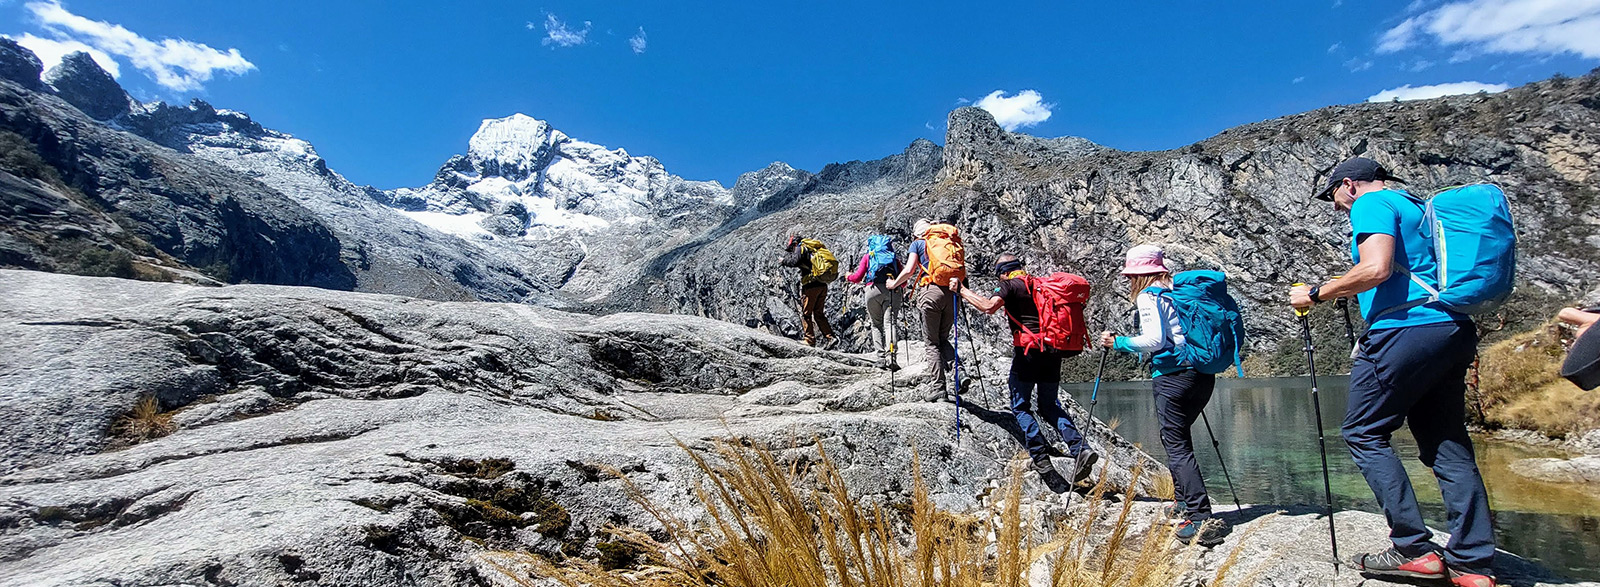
[886,219,965,402]
[953,253,1100,481]
[781,234,840,348]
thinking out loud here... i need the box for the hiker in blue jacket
[1291,157,1494,587]
[1100,244,1223,546]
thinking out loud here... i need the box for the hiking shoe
[1041,444,1069,458]
[1174,517,1226,547]
[922,385,953,403]
[1071,450,1100,484]
[1350,548,1446,580]
[1448,567,1496,587]
[1030,454,1055,475]
[1162,502,1187,522]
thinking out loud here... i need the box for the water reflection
[1063,376,1600,581]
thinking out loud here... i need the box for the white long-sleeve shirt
[1115,290,1188,372]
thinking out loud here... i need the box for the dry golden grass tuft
[1478,321,1600,438]
[111,395,175,444]
[488,439,1254,587]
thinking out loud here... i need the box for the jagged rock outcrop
[0,37,43,90]
[0,269,1159,586]
[643,73,1600,378]
[42,52,131,120]
[0,74,354,289]
[121,99,562,303]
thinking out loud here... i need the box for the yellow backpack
[801,238,839,283]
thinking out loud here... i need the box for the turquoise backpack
[865,235,897,280]
[1378,184,1517,319]
[1150,270,1247,376]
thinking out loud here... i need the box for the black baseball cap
[1314,157,1404,201]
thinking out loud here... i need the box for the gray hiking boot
[922,384,953,403]
[1030,453,1055,475]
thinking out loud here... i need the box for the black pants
[1154,369,1215,519]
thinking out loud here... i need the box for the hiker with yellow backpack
[781,234,840,348]
[886,219,966,403]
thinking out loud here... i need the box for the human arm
[1559,307,1600,338]
[1290,234,1396,309]
[844,254,870,284]
[1104,293,1167,353]
[886,250,920,289]
[954,280,1004,315]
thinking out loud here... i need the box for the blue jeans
[1008,347,1087,458]
[1154,369,1215,519]
[1344,321,1493,573]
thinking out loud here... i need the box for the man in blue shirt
[1290,157,1494,587]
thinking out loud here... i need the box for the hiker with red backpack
[1101,244,1245,547]
[781,234,840,348]
[886,219,965,402]
[953,254,1100,482]
[1291,157,1511,587]
[845,234,903,370]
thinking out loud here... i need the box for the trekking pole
[1336,297,1356,351]
[959,305,995,410]
[1086,342,1109,425]
[1293,287,1341,573]
[952,299,963,442]
[1197,411,1242,510]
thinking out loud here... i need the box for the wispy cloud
[1377,0,1600,59]
[1367,80,1509,102]
[973,89,1053,131]
[7,32,118,77]
[540,13,590,48]
[1408,59,1436,71]
[17,1,252,92]
[1327,42,1343,53]
[628,27,647,54]
[954,97,971,105]
[1293,76,1306,83]
[1344,58,1374,71]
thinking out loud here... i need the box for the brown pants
[801,284,833,344]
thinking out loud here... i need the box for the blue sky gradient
[4,0,1596,189]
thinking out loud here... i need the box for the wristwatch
[1309,284,1324,304]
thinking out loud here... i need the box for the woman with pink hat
[1099,244,1224,546]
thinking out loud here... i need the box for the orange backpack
[917,224,966,288]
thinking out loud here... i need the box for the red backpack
[1008,272,1091,353]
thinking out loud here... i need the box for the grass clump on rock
[1477,321,1600,438]
[110,395,175,445]
[491,439,1256,587]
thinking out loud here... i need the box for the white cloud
[1408,59,1436,71]
[954,97,971,105]
[1293,76,1306,83]
[973,89,1053,131]
[8,32,118,77]
[628,27,647,54]
[541,14,590,48]
[1366,80,1510,102]
[20,1,252,92]
[1377,0,1600,59]
[1345,58,1374,71]
[1327,42,1343,53]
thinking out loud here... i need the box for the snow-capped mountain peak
[465,113,564,179]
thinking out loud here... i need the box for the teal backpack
[1377,184,1517,319]
[1149,270,1246,376]
[865,235,897,280]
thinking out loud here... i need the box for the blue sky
[4,0,1597,189]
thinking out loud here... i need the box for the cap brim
[1313,179,1338,201]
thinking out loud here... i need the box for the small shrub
[75,248,136,279]
[111,395,175,444]
[0,131,61,184]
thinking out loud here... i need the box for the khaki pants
[800,284,833,344]
[864,283,901,355]
[916,285,956,389]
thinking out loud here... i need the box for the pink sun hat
[1121,244,1170,276]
